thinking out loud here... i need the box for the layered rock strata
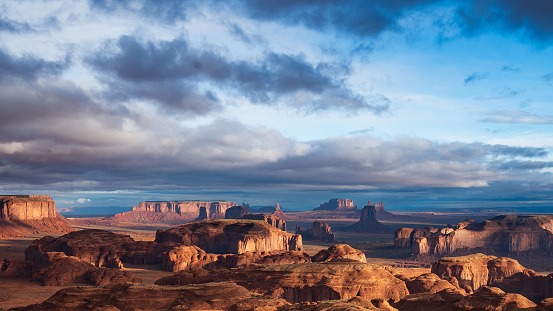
[0,195,73,238]
[296,221,335,242]
[395,215,553,257]
[155,262,409,303]
[154,219,302,254]
[241,213,287,231]
[314,198,357,211]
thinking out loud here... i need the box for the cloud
[473,88,522,101]
[543,72,553,82]
[501,65,521,72]
[0,15,32,33]
[88,35,387,114]
[0,48,70,81]
[464,72,489,85]
[481,110,553,124]
[88,0,195,23]
[77,198,91,203]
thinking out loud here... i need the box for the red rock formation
[455,286,536,310]
[241,213,287,231]
[89,268,142,286]
[154,219,302,254]
[224,205,249,219]
[431,253,526,293]
[494,269,553,302]
[156,262,409,303]
[32,256,96,286]
[25,229,177,268]
[133,200,237,220]
[314,199,358,211]
[0,258,32,278]
[296,221,335,242]
[0,195,73,238]
[397,215,553,257]
[18,282,283,311]
[161,245,219,272]
[311,244,367,263]
[346,201,393,233]
[398,273,463,295]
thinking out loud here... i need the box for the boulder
[154,219,302,254]
[156,262,409,303]
[312,244,367,263]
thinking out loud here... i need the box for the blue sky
[0,0,552,212]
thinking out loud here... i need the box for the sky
[0,0,552,212]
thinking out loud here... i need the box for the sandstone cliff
[0,195,73,238]
[314,198,358,211]
[133,200,237,220]
[241,213,287,231]
[154,219,302,254]
[395,215,553,257]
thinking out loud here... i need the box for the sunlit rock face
[0,195,73,238]
[396,215,553,257]
[154,219,302,254]
[133,200,237,220]
[296,220,335,242]
[314,198,357,211]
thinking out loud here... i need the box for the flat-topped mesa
[155,219,302,254]
[241,213,286,231]
[0,195,56,220]
[314,198,358,211]
[133,200,237,220]
[395,215,553,257]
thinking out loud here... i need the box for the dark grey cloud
[464,72,488,85]
[455,0,553,43]
[0,15,32,33]
[0,49,70,81]
[88,35,387,114]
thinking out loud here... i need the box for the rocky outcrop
[296,221,335,242]
[314,199,358,211]
[225,205,249,219]
[156,262,409,303]
[0,258,32,278]
[311,244,367,263]
[241,213,287,231]
[396,215,553,257]
[347,201,393,233]
[18,282,286,311]
[154,219,302,254]
[398,273,463,295]
[25,229,178,268]
[0,195,73,238]
[431,253,526,293]
[161,245,219,272]
[89,268,142,286]
[32,255,97,286]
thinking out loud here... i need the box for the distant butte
[0,195,73,238]
[346,201,393,233]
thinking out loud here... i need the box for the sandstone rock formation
[0,258,32,278]
[161,245,219,272]
[314,199,358,211]
[89,268,142,287]
[347,201,393,233]
[296,221,335,242]
[431,253,526,293]
[225,205,249,219]
[396,215,553,257]
[32,255,97,286]
[311,244,367,263]
[154,219,302,254]
[25,229,178,268]
[0,195,73,238]
[109,200,238,224]
[398,273,463,295]
[156,262,409,303]
[18,282,286,311]
[241,213,287,231]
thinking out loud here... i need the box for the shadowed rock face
[156,262,409,303]
[346,202,393,233]
[225,205,249,219]
[396,215,553,257]
[296,221,335,242]
[0,195,73,238]
[155,219,302,254]
[241,213,287,231]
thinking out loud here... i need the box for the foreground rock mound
[312,244,367,263]
[347,201,393,233]
[396,215,553,257]
[431,253,525,293]
[0,195,73,238]
[18,282,287,311]
[156,262,409,303]
[155,219,302,254]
